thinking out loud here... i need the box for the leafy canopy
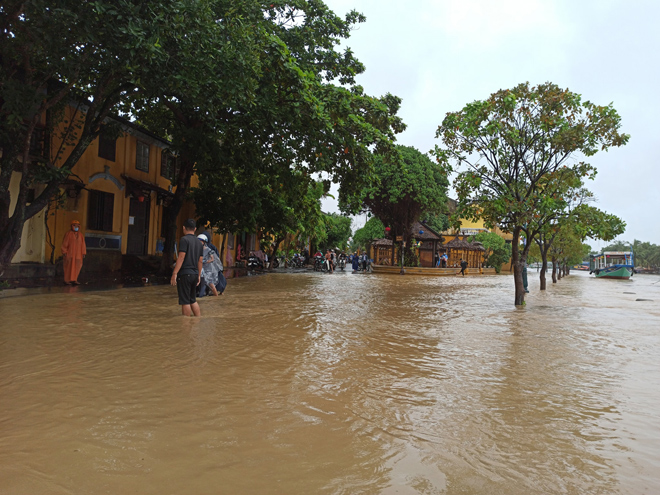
[323,213,352,251]
[434,82,629,236]
[470,231,511,273]
[434,82,629,304]
[352,216,385,251]
[360,145,448,239]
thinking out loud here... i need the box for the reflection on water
[1,271,659,494]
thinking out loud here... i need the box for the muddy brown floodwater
[1,270,659,494]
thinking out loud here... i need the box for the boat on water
[589,251,634,279]
[573,262,590,271]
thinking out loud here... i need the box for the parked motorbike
[272,254,288,268]
[247,254,264,271]
[291,254,305,268]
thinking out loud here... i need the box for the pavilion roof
[412,221,443,240]
[444,236,473,249]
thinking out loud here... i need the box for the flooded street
[1,271,659,494]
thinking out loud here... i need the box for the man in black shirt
[458,258,468,277]
[170,218,204,316]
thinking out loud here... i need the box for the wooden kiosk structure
[444,236,485,269]
[370,221,444,267]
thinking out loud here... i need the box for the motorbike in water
[337,255,347,271]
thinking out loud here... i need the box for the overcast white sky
[320,0,660,246]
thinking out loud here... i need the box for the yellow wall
[14,102,276,270]
[45,105,183,262]
[441,215,514,272]
[9,173,47,263]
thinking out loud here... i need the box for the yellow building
[440,201,513,271]
[7,105,261,281]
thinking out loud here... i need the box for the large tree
[127,0,267,272]
[434,82,629,305]
[132,0,405,272]
[359,145,449,271]
[0,0,221,271]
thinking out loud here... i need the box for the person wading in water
[170,219,204,316]
[457,259,468,276]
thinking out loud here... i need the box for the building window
[136,141,150,172]
[98,133,116,161]
[29,127,46,158]
[160,150,178,181]
[87,190,114,232]
[227,232,234,249]
[246,233,256,251]
[160,207,175,238]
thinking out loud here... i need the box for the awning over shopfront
[121,174,174,206]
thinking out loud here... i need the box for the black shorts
[177,273,198,305]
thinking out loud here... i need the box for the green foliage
[421,211,450,233]
[193,173,327,256]
[360,145,449,266]
[548,224,590,267]
[471,232,511,273]
[352,217,385,250]
[571,205,626,241]
[0,0,406,269]
[323,213,352,251]
[130,0,405,266]
[434,82,629,304]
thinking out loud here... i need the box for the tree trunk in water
[551,257,557,283]
[540,249,548,291]
[557,261,562,281]
[511,228,526,306]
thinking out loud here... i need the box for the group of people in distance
[435,252,449,268]
[310,249,368,274]
[434,251,469,276]
[350,252,369,273]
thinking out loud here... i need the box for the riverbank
[371,264,498,276]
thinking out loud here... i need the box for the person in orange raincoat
[61,220,86,285]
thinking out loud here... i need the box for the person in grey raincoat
[198,234,220,296]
